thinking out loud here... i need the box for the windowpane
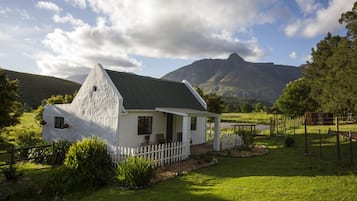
[138,116,153,135]
[54,117,64,129]
[191,117,197,130]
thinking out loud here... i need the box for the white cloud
[296,0,322,15]
[0,7,12,17]
[65,0,87,9]
[285,0,355,38]
[289,51,297,59]
[38,0,288,77]
[36,1,62,13]
[53,13,86,26]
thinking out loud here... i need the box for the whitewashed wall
[191,117,207,145]
[118,111,166,147]
[42,65,121,148]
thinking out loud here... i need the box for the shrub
[285,137,295,147]
[63,137,114,188]
[28,145,52,164]
[237,130,253,148]
[117,156,154,188]
[51,140,72,165]
[45,166,77,194]
[2,167,17,180]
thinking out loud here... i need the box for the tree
[0,69,22,129]
[240,103,253,113]
[302,2,357,115]
[194,86,223,114]
[254,102,265,113]
[274,78,317,118]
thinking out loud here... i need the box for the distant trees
[0,69,23,129]
[274,78,317,118]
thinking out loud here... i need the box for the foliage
[0,69,23,129]
[302,3,357,115]
[28,144,52,164]
[63,137,114,188]
[194,86,224,114]
[46,166,77,194]
[51,140,72,165]
[2,167,17,180]
[284,137,295,147]
[34,92,76,122]
[274,78,318,118]
[254,102,265,113]
[116,156,154,188]
[235,129,253,147]
[240,103,253,113]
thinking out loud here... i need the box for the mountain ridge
[162,53,301,103]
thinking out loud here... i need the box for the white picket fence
[221,133,243,150]
[108,141,189,167]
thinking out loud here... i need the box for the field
[221,112,284,124]
[1,113,357,200]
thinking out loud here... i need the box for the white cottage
[42,64,221,154]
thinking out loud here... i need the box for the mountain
[66,74,87,84]
[3,69,81,109]
[162,53,301,104]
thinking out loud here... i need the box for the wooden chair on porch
[156,133,166,144]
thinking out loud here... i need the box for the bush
[51,140,72,165]
[2,167,17,180]
[46,166,77,194]
[238,130,253,147]
[285,137,295,147]
[63,137,114,188]
[117,156,154,188]
[28,145,52,164]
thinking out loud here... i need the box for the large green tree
[302,2,357,115]
[274,78,317,118]
[0,69,22,129]
[194,86,223,114]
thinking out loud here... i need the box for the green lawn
[64,129,357,201]
[221,112,283,124]
[1,113,357,201]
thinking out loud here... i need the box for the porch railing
[108,141,189,167]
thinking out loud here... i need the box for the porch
[155,107,221,152]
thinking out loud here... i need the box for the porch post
[182,116,191,157]
[213,116,221,151]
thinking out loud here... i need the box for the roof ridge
[105,69,183,84]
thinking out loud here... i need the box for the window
[93,85,97,92]
[54,117,64,129]
[191,117,197,130]
[138,116,153,135]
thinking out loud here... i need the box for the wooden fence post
[304,118,308,155]
[336,117,341,161]
[350,130,353,165]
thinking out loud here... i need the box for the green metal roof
[105,70,205,111]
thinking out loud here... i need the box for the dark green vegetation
[3,69,80,109]
[0,69,22,129]
[117,156,154,188]
[162,53,301,104]
[275,2,357,117]
[274,78,317,118]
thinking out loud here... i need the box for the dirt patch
[152,158,217,183]
[212,145,269,158]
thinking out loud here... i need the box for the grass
[1,113,357,200]
[221,112,284,124]
[63,128,357,201]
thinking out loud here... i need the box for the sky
[0,0,354,79]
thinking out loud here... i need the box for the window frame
[138,116,153,135]
[54,116,64,129]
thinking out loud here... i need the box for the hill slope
[3,69,81,109]
[162,53,301,103]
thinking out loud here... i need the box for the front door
[166,113,173,142]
